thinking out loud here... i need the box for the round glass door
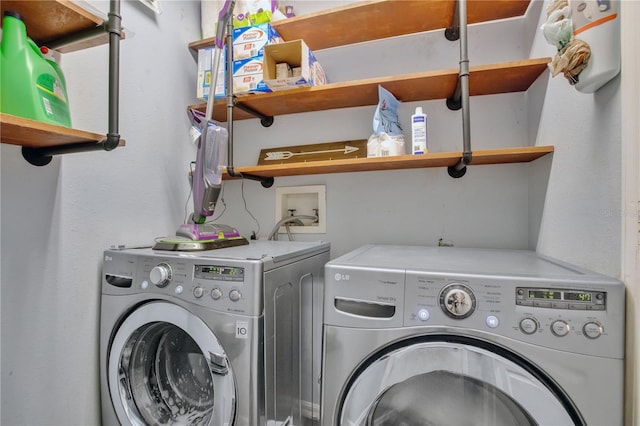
[340,338,581,426]
[108,302,236,426]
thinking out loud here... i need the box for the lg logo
[334,273,350,281]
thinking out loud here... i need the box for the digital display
[528,290,561,300]
[195,265,244,282]
[200,266,240,276]
[517,287,604,310]
[564,291,592,302]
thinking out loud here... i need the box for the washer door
[340,336,582,426]
[108,302,236,426]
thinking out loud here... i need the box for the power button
[417,308,430,321]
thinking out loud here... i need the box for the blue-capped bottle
[411,107,427,155]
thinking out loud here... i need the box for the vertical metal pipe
[226,19,235,169]
[105,0,121,150]
[459,0,471,163]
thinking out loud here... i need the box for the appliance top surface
[111,240,330,263]
[328,244,620,284]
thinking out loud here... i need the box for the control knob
[519,317,538,335]
[551,320,570,337]
[193,286,204,299]
[150,263,172,287]
[439,283,476,319]
[229,289,242,302]
[211,288,223,300]
[583,321,603,339]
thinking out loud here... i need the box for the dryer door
[339,337,581,426]
[108,302,236,426]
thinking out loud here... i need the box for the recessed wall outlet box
[275,185,326,234]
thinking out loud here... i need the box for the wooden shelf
[222,146,554,179]
[1,0,109,53]
[189,0,531,52]
[272,0,531,51]
[190,58,551,123]
[0,113,125,148]
[187,0,552,180]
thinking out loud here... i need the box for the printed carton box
[232,55,271,95]
[197,47,225,101]
[232,23,282,61]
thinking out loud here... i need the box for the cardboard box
[197,47,225,101]
[232,23,282,61]
[231,55,272,95]
[263,39,327,91]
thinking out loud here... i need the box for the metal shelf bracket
[444,0,461,41]
[224,19,274,188]
[446,0,472,179]
[232,100,274,127]
[22,0,122,166]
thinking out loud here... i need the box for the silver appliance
[321,244,625,426]
[100,240,329,426]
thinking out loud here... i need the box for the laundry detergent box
[263,39,328,91]
[197,47,226,101]
[232,55,272,95]
[232,23,282,61]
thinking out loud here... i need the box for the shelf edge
[0,113,125,147]
[222,146,554,179]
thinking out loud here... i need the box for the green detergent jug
[1,11,72,127]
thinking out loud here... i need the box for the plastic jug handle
[28,38,43,58]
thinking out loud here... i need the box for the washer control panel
[102,250,262,315]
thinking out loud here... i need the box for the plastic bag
[367,86,405,157]
[541,6,573,49]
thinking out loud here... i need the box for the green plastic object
[0,11,72,127]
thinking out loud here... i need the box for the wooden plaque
[257,139,367,165]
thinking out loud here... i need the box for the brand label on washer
[236,321,249,339]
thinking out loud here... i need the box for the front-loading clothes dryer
[100,240,329,426]
[321,244,625,426]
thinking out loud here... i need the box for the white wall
[1,1,201,424]
[0,0,626,424]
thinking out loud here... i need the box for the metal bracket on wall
[444,0,461,41]
[224,19,273,188]
[22,0,123,166]
[446,0,473,179]
[232,100,274,128]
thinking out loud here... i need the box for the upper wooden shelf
[272,0,531,51]
[1,0,109,53]
[189,0,531,52]
[190,58,551,123]
[222,146,554,179]
[0,113,125,148]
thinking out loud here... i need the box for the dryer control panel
[402,273,623,359]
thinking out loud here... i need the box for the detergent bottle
[0,11,72,127]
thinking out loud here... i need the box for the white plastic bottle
[411,107,428,154]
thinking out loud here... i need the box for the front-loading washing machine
[100,240,329,426]
[321,244,625,425]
